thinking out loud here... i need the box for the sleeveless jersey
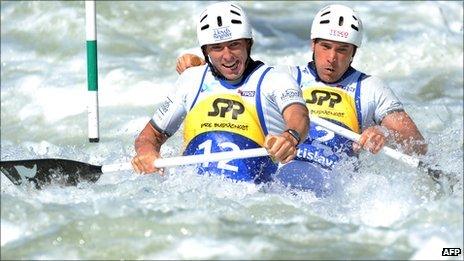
[296,64,361,169]
[150,63,305,183]
[270,62,405,196]
[183,65,275,182]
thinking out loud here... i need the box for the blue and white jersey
[150,62,305,183]
[277,62,404,169]
[273,62,404,196]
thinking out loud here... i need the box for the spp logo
[306,90,342,108]
[442,248,461,256]
[208,98,245,120]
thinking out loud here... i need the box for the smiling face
[204,39,250,81]
[312,39,356,83]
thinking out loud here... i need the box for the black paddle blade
[0,159,103,188]
[418,161,460,193]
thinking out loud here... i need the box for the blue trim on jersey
[189,66,210,111]
[256,67,273,136]
[307,62,318,80]
[296,66,302,86]
[219,63,264,89]
[355,73,365,130]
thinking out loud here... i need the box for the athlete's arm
[132,123,168,174]
[262,69,309,164]
[355,111,427,155]
[282,103,309,146]
[264,103,309,163]
[176,53,205,74]
[380,111,427,155]
[354,125,388,155]
[354,77,427,155]
[132,69,195,174]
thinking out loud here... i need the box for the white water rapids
[1,1,462,259]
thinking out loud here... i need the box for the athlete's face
[205,39,249,81]
[312,39,355,83]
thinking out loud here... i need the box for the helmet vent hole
[230,10,240,16]
[200,14,208,23]
[201,24,209,31]
[217,16,223,27]
[338,16,344,26]
[352,15,358,21]
[351,24,359,31]
[321,11,330,17]
[231,19,242,24]
[320,20,329,24]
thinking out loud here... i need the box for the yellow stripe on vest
[303,86,360,133]
[183,94,265,148]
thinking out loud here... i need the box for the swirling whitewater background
[1,1,463,260]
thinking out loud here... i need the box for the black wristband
[285,129,301,145]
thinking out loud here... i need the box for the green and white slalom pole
[85,0,99,142]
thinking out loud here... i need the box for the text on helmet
[329,29,349,39]
[213,27,232,42]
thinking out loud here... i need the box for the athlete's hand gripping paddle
[310,115,459,192]
[0,148,269,188]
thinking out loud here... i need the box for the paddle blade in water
[0,159,102,188]
[418,161,460,194]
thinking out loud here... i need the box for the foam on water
[1,1,463,260]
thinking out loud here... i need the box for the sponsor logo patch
[157,97,173,116]
[296,147,335,168]
[280,89,301,102]
[329,29,349,39]
[238,89,255,97]
[213,27,232,42]
[208,98,245,120]
[306,90,342,108]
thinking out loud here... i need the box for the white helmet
[310,4,363,47]
[196,2,252,47]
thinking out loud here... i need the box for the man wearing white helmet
[276,4,426,195]
[177,4,427,196]
[132,2,309,183]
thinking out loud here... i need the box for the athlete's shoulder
[356,71,402,108]
[272,64,301,80]
[181,64,208,78]
[272,64,295,73]
[264,65,296,80]
[358,73,391,93]
[261,66,304,105]
[359,72,382,84]
[176,64,208,87]
[260,67,300,94]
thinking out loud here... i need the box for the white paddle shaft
[101,148,269,173]
[310,116,421,168]
[102,116,422,173]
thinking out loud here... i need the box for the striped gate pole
[85,0,99,142]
